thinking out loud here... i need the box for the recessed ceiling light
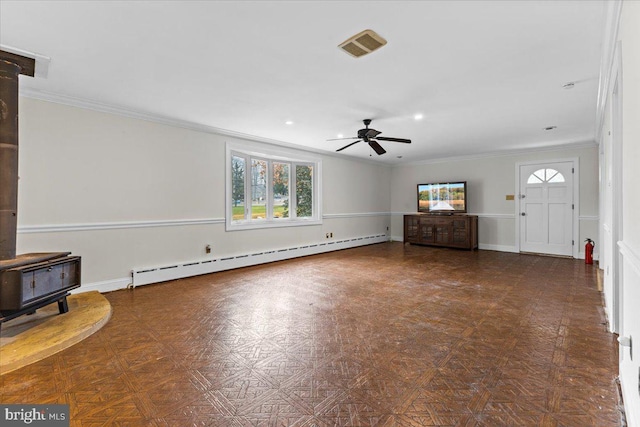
[414,114,423,121]
[544,126,557,131]
[337,133,344,138]
[285,120,294,125]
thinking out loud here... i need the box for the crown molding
[0,44,50,78]
[19,86,597,169]
[18,87,296,146]
[398,140,597,167]
[18,87,392,168]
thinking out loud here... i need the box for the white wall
[14,98,601,282]
[389,145,599,254]
[617,1,640,424]
[16,97,391,288]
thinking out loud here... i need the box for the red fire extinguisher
[585,238,594,265]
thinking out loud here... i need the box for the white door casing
[516,160,578,257]
[610,49,623,334]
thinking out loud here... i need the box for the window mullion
[287,162,292,220]
[245,155,251,221]
[290,163,297,219]
[312,162,317,218]
[266,160,273,220]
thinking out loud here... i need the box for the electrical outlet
[330,232,333,238]
[326,233,329,238]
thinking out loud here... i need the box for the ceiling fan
[328,119,411,155]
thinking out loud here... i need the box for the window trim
[225,142,322,231]
[527,168,566,184]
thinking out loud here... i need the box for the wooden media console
[404,214,478,250]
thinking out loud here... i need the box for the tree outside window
[296,165,313,218]
[273,162,289,218]
[231,155,245,220]
[251,159,267,220]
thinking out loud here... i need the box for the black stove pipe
[0,52,35,261]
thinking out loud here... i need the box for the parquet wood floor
[0,243,622,426]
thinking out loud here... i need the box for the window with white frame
[227,145,321,230]
[527,168,566,184]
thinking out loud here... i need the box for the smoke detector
[338,29,387,58]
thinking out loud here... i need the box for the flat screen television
[417,181,467,214]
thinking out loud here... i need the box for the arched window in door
[527,168,565,184]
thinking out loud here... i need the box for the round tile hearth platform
[0,291,111,375]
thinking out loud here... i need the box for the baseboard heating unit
[131,234,388,287]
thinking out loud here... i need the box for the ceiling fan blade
[326,136,359,141]
[376,136,411,144]
[368,140,386,155]
[336,140,361,152]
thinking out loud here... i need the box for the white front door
[519,161,574,256]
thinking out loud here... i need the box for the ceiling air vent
[338,29,387,58]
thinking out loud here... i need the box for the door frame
[609,42,623,334]
[515,157,580,259]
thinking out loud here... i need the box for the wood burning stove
[0,50,82,331]
[0,253,81,331]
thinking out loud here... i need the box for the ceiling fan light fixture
[330,119,411,156]
[338,29,387,58]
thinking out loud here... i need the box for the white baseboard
[576,251,600,261]
[74,237,600,295]
[71,235,389,294]
[478,244,518,253]
[71,277,131,294]
[131,234,389,287]
[392,238,517,253]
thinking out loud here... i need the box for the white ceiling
[0,1,605,164]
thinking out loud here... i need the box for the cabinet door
[405,216,419,242]
[434,225,450,244]
[452,218,469,247]
[419,223,435,243]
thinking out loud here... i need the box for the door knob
[521,212,526,216]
